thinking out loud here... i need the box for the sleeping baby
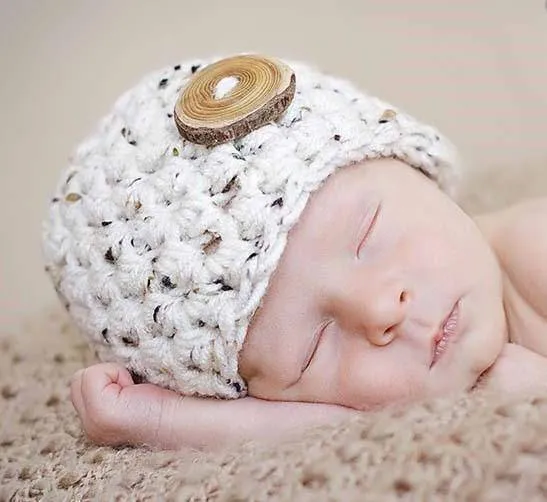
[43,54,547,451]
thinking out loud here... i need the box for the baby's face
[238,158,507,410]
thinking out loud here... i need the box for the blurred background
[1,0,546,332]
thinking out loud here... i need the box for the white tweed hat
[43,54,460,398]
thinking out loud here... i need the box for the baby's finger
[69,368,86,416]
[95,362,134,389]
[79,363,133,402]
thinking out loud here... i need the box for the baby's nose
[332,277,409,346]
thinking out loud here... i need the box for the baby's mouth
[430,301,460,368]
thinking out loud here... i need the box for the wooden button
[174,55,296,147]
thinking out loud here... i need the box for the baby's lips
[430,301,460,367]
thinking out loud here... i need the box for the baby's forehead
[283,157,453,257]
[297,159,410,214]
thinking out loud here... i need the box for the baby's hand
[70,363,357,451]
[70,363,182,448]
[477,343,547,394]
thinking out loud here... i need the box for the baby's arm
[481,197,547,353]
[70,363,357,451]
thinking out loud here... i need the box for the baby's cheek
[244,374,288,403]
[337,356,427,410]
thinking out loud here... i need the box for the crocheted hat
[43,54,460,398]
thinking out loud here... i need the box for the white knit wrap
[43,56,460,398]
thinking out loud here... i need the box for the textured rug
[2,161,547,501]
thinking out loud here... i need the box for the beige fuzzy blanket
[2,163,547,501]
